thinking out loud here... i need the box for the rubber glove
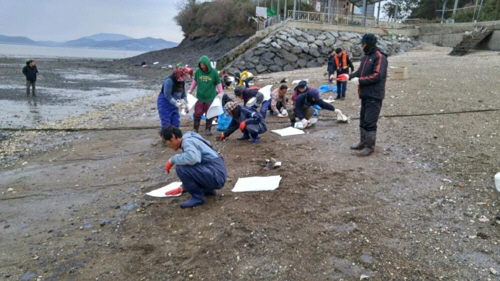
[165,161,174,174]
[277,113,284,118]
[337,74,349,82]
[216,133,225,141]
[301,118,308,128]
[239,121,246,131]
[165,186,184,197]
[281,109,288,116]
[351,77,360,86]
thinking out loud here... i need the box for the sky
[0,0,184,42]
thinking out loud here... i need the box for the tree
[383,0,419,20]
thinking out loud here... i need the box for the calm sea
[0,43,144,59]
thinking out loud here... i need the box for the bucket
[206,97,224,119]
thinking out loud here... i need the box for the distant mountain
[80,33,133,41]
[0,33,179,51]
[0,35,37,45]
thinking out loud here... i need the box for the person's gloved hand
[350,77,360,86]
[216,133,225,141]
[281,109,288,117]
[337,74,349,82]
[277,113,284,118]
[239,121,246,131]
[165,186,184,197]
[165,160,174,174]
[301,118,308,128]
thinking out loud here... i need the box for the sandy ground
[1,45,500,281]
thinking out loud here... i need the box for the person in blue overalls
[157,68,193,129]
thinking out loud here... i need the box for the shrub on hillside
[175,0,257,38]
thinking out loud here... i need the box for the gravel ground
[1,45,500,281]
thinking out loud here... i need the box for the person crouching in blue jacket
[217,101,267,144]
[289,81,336,128]
[162,126,227,208]
[157,68,193,130]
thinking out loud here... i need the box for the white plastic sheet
[182,94,198,116]
[232,175,282,192]
[206,97,223,119]
[259,85,273,101]
[146,182,182,197]
[271,127,305,137]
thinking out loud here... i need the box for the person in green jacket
[187,56,224,135]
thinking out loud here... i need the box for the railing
[284,10,420,29]
[256,15,281,31]
[287,10,377,26]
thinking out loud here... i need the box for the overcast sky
[0,0,184,42]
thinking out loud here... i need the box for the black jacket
[350,48,388,100]
[22,65,38,82]
[294,88,335,120]
[223,106,266,138]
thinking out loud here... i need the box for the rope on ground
[1,108,499,132]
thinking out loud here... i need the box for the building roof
[349,0,383,7]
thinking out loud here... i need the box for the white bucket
[495,172,500,192]
[206,97,223,119]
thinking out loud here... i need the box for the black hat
[360,34,377,46]
[297,80,308,89]
[335,48,342,53]
[234,86,245,97]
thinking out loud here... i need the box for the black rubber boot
[180,185,205,209]
[357,130,376,157]
[237,130,250,140]
[193,119,200,133]
[350,129,366,150]
[205,119,213,136]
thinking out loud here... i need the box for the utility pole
[452,0,459,16]
[362,0,367,26]
[441,0,448,23]
[377,1,381,25]
[394,1,398,22]
[277,0,280,20]
[293,0,296,19]
[477,0,485,21]
[285,0,287,19]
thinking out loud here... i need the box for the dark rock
[256,64,268,73]
[314,40,324,47]
[297,59,307,67]
[281,42,292,51]
[309,48,321,58]
[281,50,299,62]
[274,57,285,66]
[20,272,37,281]
[317,57,326,64]
[306,60,319,68]
[292,46,303,54]
[283,64,295,71]
[254,48,266,56]
[263,52,275,60]
[299,53,313,61]
[288,37,299,46]
[269,65,282,72]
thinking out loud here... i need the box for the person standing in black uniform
[345,34,388,157]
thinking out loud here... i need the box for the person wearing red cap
[157,67,193,130]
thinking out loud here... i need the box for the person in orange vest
[329,48,354,100]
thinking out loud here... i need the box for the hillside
[118,35,249,67]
